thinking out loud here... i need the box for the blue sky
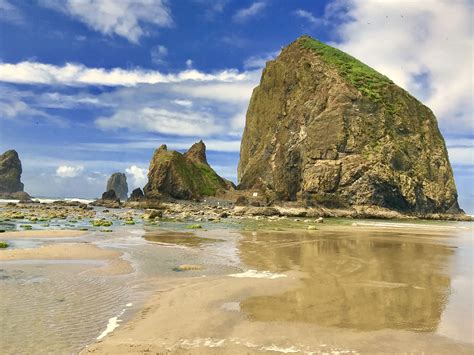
[0,0,473,212]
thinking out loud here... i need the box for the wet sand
[82,223,474,354]
[0,229,87,238]
[0,243,133,275]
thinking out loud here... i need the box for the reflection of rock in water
[238,231,454,331]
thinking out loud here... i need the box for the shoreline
[1,198,472,222]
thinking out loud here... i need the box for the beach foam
[228,269,287,279]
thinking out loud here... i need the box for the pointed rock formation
[0,150,30,199]
[106,172,128,200]
[238,36,461,214]
[144,141,232,200]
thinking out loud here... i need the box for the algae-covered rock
[144,141,233,200]
[106,173,128,200]
[238,36,461,214]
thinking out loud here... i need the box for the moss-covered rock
[144,141,233,200]
[238,36,461,214]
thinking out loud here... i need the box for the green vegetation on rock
[0,241,8,248]
[301,36,393,102]
[144,141,233,200]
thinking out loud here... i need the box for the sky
[0,0,473,212]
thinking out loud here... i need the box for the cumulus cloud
[233,1,266,23]
[0,62,248,86]
[40,0,172,43]
[125,165,148,188]
[55,165,84,178]
[327,0,473,133]
[150,45,168,65]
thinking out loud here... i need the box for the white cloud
[0,100,47,119]
[294,9,321,25]
[0,0,24,24]
[55,165,84,178]
[95,107,223,136]
[186,59,193,68]
[40,0,172,43]
[0,62,248,86]
[173,99,193,107]
[243,51,279,69]
[125,165,148,188]
[150,45,168,65]
[328,0,473,134]
[233,1,266,23]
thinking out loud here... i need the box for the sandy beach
[82,272,473,354]
[80,222,473,354]
[0,229,87,238]
[0,242,133,276]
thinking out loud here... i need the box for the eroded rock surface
[144,141,233,200]
[238,36,460,214]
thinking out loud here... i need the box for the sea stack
[106,173,128,201]
[144,141,233,200]
[0,150,30,199]
[238,36,460,214]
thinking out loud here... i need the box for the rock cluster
[0,150,30,200]
[144,141,233,200]
[238,36,461,214]
[106,173,128,200]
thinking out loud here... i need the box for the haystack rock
[144,141,233,200]
[106,172,128,200]
[0,150,30,199]
[238,36,461,214]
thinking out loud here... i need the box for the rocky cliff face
[238,36,460,214]
[144,141,232,200]
[106,173,128,200]
[0,150,25,194]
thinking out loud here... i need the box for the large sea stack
[144,141,232,200]
[238,36,460,214]
[0,150,30,199]
[106,172,128,200]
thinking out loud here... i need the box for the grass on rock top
[300,36,393,102]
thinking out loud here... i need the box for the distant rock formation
[144,141,233,200]
[106,173,128,200]
[129,187,144,201]
[0,150,30,200]
[238,36,461,214]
